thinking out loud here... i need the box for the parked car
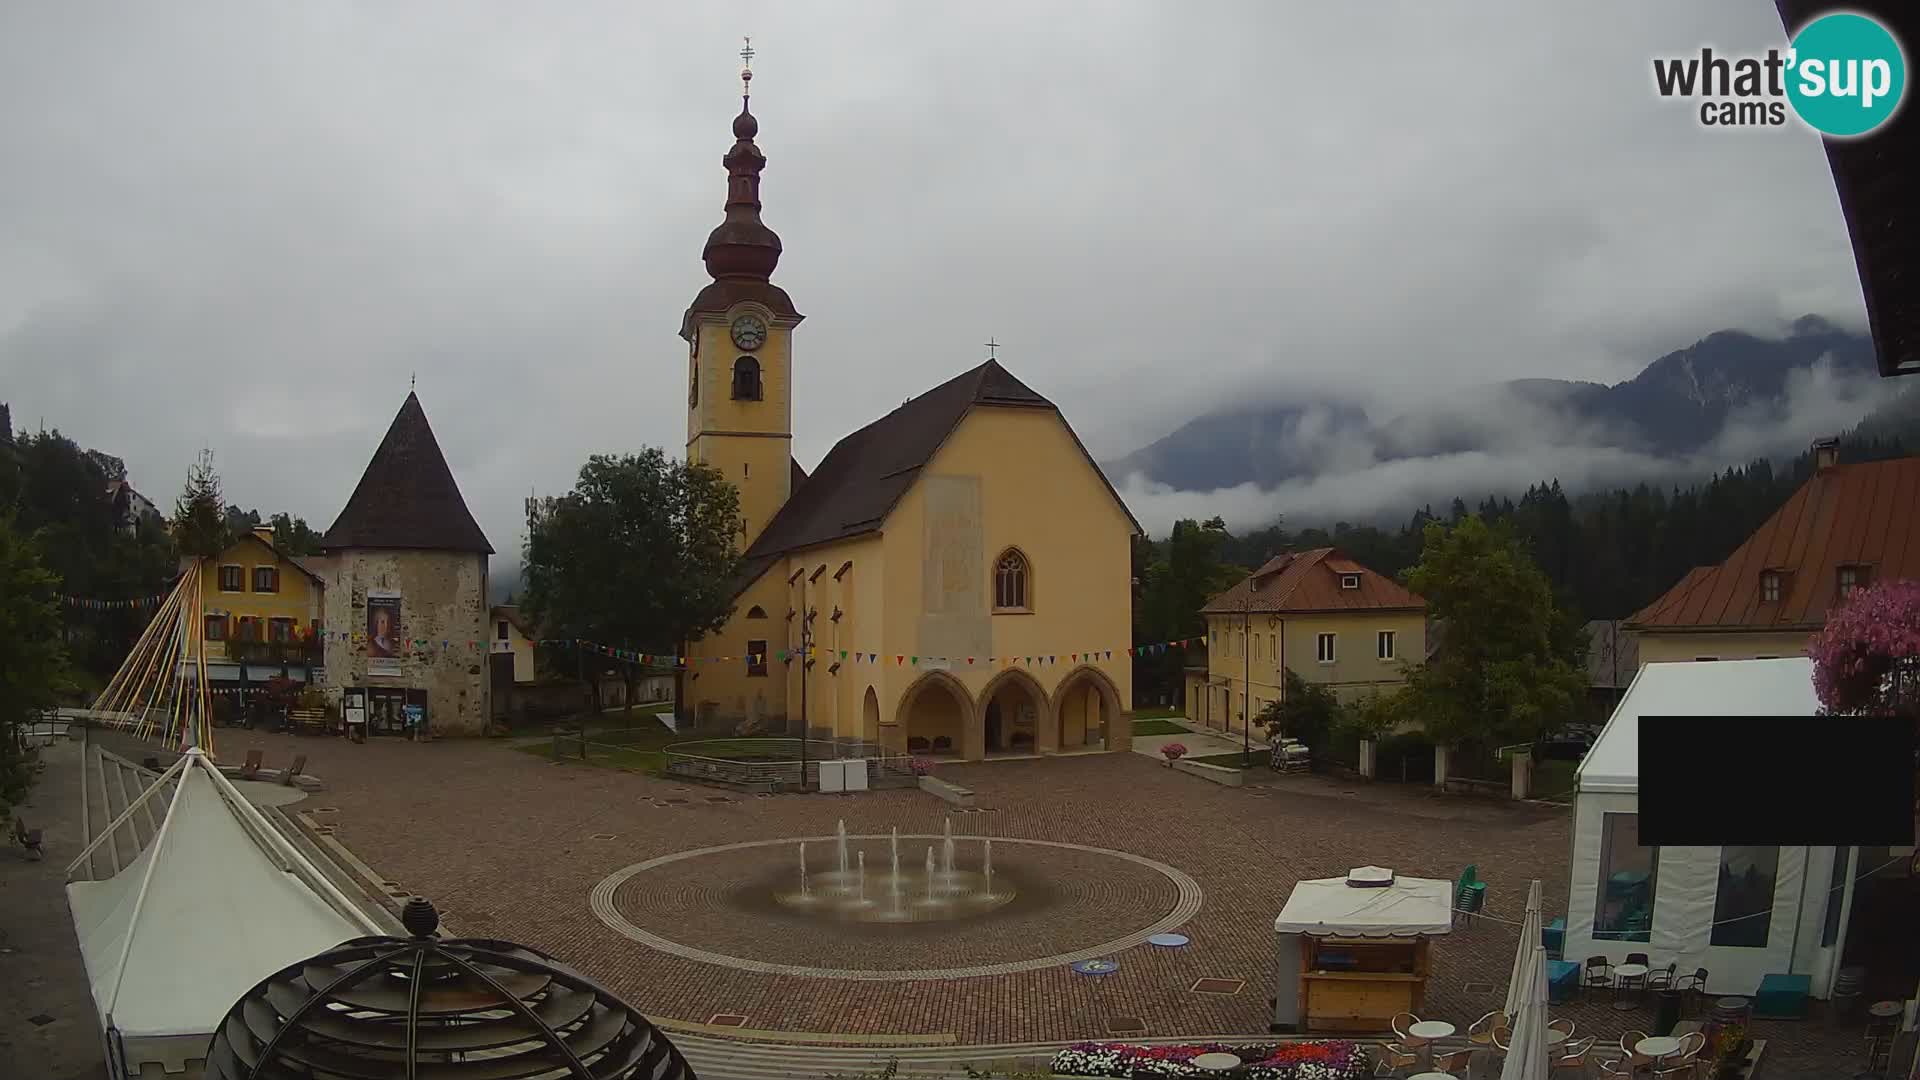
[1536,726,1596,761]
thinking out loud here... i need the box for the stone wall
[316,549,490,735]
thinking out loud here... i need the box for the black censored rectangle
[1639,715,1914,846]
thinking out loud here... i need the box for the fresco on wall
[920,475,992,661]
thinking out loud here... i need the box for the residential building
[186,526,327,702]
[1626,440,1919,664]
[489,605,537,685]
[1188,548,1427,735]
[676,78,1139,759]
[1584,619,1639,715]
[316,392,493,736]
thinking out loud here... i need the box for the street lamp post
[1243,585,1252,769]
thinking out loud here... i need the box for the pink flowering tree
[1809,579,1920,715]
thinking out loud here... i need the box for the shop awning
[1273,871,1454,937]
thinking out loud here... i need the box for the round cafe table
[1545,1028,1569,1048]
[1636,1035,1683,1062]
[1870,1000,1903,1019]
[1407,1021,1455,1067]
[1191,1052,1242,1071]
[1612,963,1650,1011]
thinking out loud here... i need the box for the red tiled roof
[1200,548,1426,615]
[1626,456,1920,631]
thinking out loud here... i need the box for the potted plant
[1712,1022,1748,1078]
[1160,742,1188,767]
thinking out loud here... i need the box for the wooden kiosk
[1270,866,1453,1034]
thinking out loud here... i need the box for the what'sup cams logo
[1654,10,1906,136]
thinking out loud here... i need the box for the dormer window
[1838,564,1870,600]
[731,356,762,400]
[1760,571,1782,603]
[1339,573,1361,590]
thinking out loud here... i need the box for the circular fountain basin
[775,867,1015,924]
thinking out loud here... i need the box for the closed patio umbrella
[1500,943,1552,1080]
[1504,878,1543,1017]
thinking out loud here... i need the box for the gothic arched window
[732,356,762,401]
[745,605,768,619]
[993,548,1030,612]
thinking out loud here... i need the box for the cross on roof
[740,37,754,69]
[984,337,1000,360]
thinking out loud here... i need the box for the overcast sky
[0,2,1872,557]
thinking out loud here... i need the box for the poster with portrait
[366,591,403,676]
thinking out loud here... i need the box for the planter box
[1173,760,1244,787]
[919,775,975,807]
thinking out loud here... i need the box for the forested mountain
[1211,384,1920,622]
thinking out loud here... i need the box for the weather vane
[740,36,754,95]
[410,371,416,391]
[984,337,1000,360]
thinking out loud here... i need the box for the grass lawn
[1533,758,1578,797]
[514,726,825,776]
[1131,707,1186,720]
[1131,718,1190,736]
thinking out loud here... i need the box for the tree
[1810,580,1920,715]
[1134,516,1244,705]
[0,513,74,816]
[270,512,324,555]
[1398,515,1588,749]
[1258,670,1343,765]
[521,449,744,714]
[173,449,231,559]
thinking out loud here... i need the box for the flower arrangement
[909,757,934,777]
[1049,1040,1369,1079]
[1808,579,1920,713]
[1160,742,1188,766]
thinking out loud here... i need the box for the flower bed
[1050,1040,1370,1079]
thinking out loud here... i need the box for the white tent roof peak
[1273,873,1454,937]
[1578,656,1818,794]
[66,748,381,1044]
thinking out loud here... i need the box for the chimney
[252,524,276,546]
[1812,437,1840,472]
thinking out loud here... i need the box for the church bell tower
[682,40,803,550]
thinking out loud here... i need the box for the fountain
[775,822,1016,924]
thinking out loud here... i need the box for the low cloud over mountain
[1106,317,1893,535]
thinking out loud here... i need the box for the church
[679,61,1140,760]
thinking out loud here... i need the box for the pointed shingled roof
[1201,548,1426,615]
[733,359,1139,589]
[321,392,493,554]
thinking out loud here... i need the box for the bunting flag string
[520,635,1202,670]
[62,591,171,611]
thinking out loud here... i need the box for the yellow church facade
[678,71,1138,760]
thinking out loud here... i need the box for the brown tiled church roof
[735,359,1139,588]
[321,392,494,554]
[1201,548,1426,615]
[1777,1,1919,377]
[1627,455,1920,632]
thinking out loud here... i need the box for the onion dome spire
[703,37,783,282]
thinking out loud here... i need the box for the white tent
[1563,657,1863,999]
[65,748,384,1078]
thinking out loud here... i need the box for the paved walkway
[0,739,110,1080]
[1129,716,1268,763]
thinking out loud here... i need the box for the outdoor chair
[1676,967,1710,1016]
[241,749,264,780]
[1548,1017,1576,1041]
[1647,962,1678,992]
[907,737,930,753]
[1373,1042,1419,1075]
[931,736,953,753]
[1620,1030,1654,1070]
[1583,956,1615,1000]
[1624,951,1650,967]
[1551,1035,1595,1074]
[1430,1047,1474,1074]
[13,817,43,860]
[1390,1012,1419,1044]
[1595,1055,1634,1077]
[282,754,307,786]
[1467,1010,1507,1049]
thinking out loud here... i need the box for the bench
[13,817,44,860]
[1754,973,1810,1020]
